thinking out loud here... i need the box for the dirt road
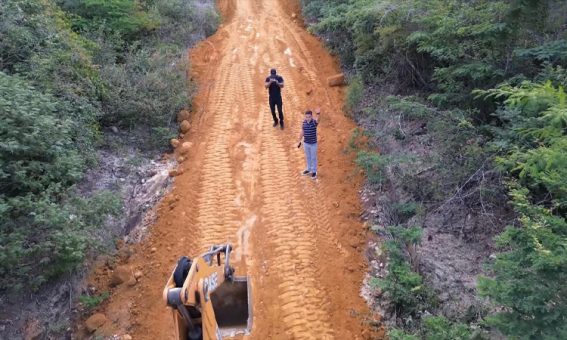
[86,0,377,338]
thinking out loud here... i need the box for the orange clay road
[86,0,381,339]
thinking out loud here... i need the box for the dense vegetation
[302,0,567,338]
[0,0,218,291]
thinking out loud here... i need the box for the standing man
[265,68,285,129]
[298,108,321,179]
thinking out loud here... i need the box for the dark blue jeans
[269,96,283,123]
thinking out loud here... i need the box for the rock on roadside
[177,109,191,122]
[169,168,184,177]
[85,313,107,333]
[327,73,345,87]
[180,120,191,133]
[110,266,134,287]
[179,142,193,155]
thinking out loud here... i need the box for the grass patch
[79,291,110,309]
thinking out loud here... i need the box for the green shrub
[373,226,434,317]
[0,71,116,291]
[0,0,218,291]
[478,186,567,339]
[0,190,121,291]
[154,0,219,43]
[0,72,88,196]
[305,0,567,112]
[393,202,422,223]
[58,0,159,39]
[0,0,103,150]
[388,328,419,340]
[303,0,567,337]
[386,96,433,120]
[99,45,189,148]
[388,316,471,340]
[476,81,567,210]
[79,291,110,309]
[345,76,364,113]
[422,316,471,340]
[355,151,389,186]
[474,81,567,339]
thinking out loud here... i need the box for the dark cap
[270,68,277,75]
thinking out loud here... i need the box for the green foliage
[355,151,389,186]
[0,0,217,290]
[478,186,567,339]
[389,316,471,340]
[304,0,567,337]
[383,96,487,204]
[99,45,189,147]
[537,63,567,88]
[421,316,471,340]
[374,226,434,316]
[515,40,567,65]
[79,291,110,309]
[475,81,567,339]
[393,201,422,222]
[408,0,509,107]
[477,81,567,210]
[0,0,103,151]
[304,0,567,110]
[154,0,219,43]
[345,76,364,113]
[58,0,159,39]
[0,72,88,196]
[388,328,419,340]
[386,96,432,120]
[0,188,121,291]
[347,128,366,153]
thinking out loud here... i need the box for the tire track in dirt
[194,61,238,249]
[263,7,350,263]
[257,110,334,339]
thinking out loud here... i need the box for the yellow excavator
[163,244,252,340]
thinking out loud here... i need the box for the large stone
[170,139,180,148]
[177,109,191,122]
[85,313,107,333]
[110,266,133,287]
[179,142,193,155]
[327,73,345,87]
[179,120,191,133]
[169,168,184,177]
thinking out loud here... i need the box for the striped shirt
[303,119,318,144]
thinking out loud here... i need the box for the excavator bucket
[164,245,252,340]
[210,276,252,337]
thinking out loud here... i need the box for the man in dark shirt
[298,108,321,179]
[265,68,285,129]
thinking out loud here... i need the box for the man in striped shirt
[298,108,321,179]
